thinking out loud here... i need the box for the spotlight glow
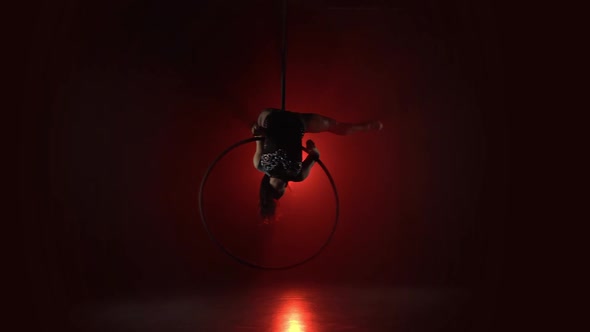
[286,312,303,332]
[273,290,316,332]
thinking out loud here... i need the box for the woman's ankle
[365,120,383,131]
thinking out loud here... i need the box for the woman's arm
[252,124,265,170]
[293,155,317,182]
[253,139,263,169]
[293,140,320,182]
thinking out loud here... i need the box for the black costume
[257,110,306,180]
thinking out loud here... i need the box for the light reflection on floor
[69,286,472,332]
[274,290,315,332]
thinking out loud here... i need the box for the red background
[17,0,507,329]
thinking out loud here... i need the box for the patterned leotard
[257,111,305,180]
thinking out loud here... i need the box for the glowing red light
[272,290,316,332]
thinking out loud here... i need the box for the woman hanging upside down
[252,108,383,223]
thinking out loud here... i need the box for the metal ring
[199,137,339,270]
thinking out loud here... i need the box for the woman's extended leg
[300,113,383,135]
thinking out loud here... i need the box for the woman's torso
[258,111,304,180]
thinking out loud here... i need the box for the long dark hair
[259,174,285,222]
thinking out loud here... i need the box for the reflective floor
[70,285,481,332]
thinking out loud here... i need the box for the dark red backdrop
[17,0,507,329]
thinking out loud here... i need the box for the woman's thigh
[298,113,335,133]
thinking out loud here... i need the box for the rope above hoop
[280,0,288,111]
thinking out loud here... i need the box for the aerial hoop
[198,136,339,270]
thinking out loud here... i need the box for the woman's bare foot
[366,120,383,131]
